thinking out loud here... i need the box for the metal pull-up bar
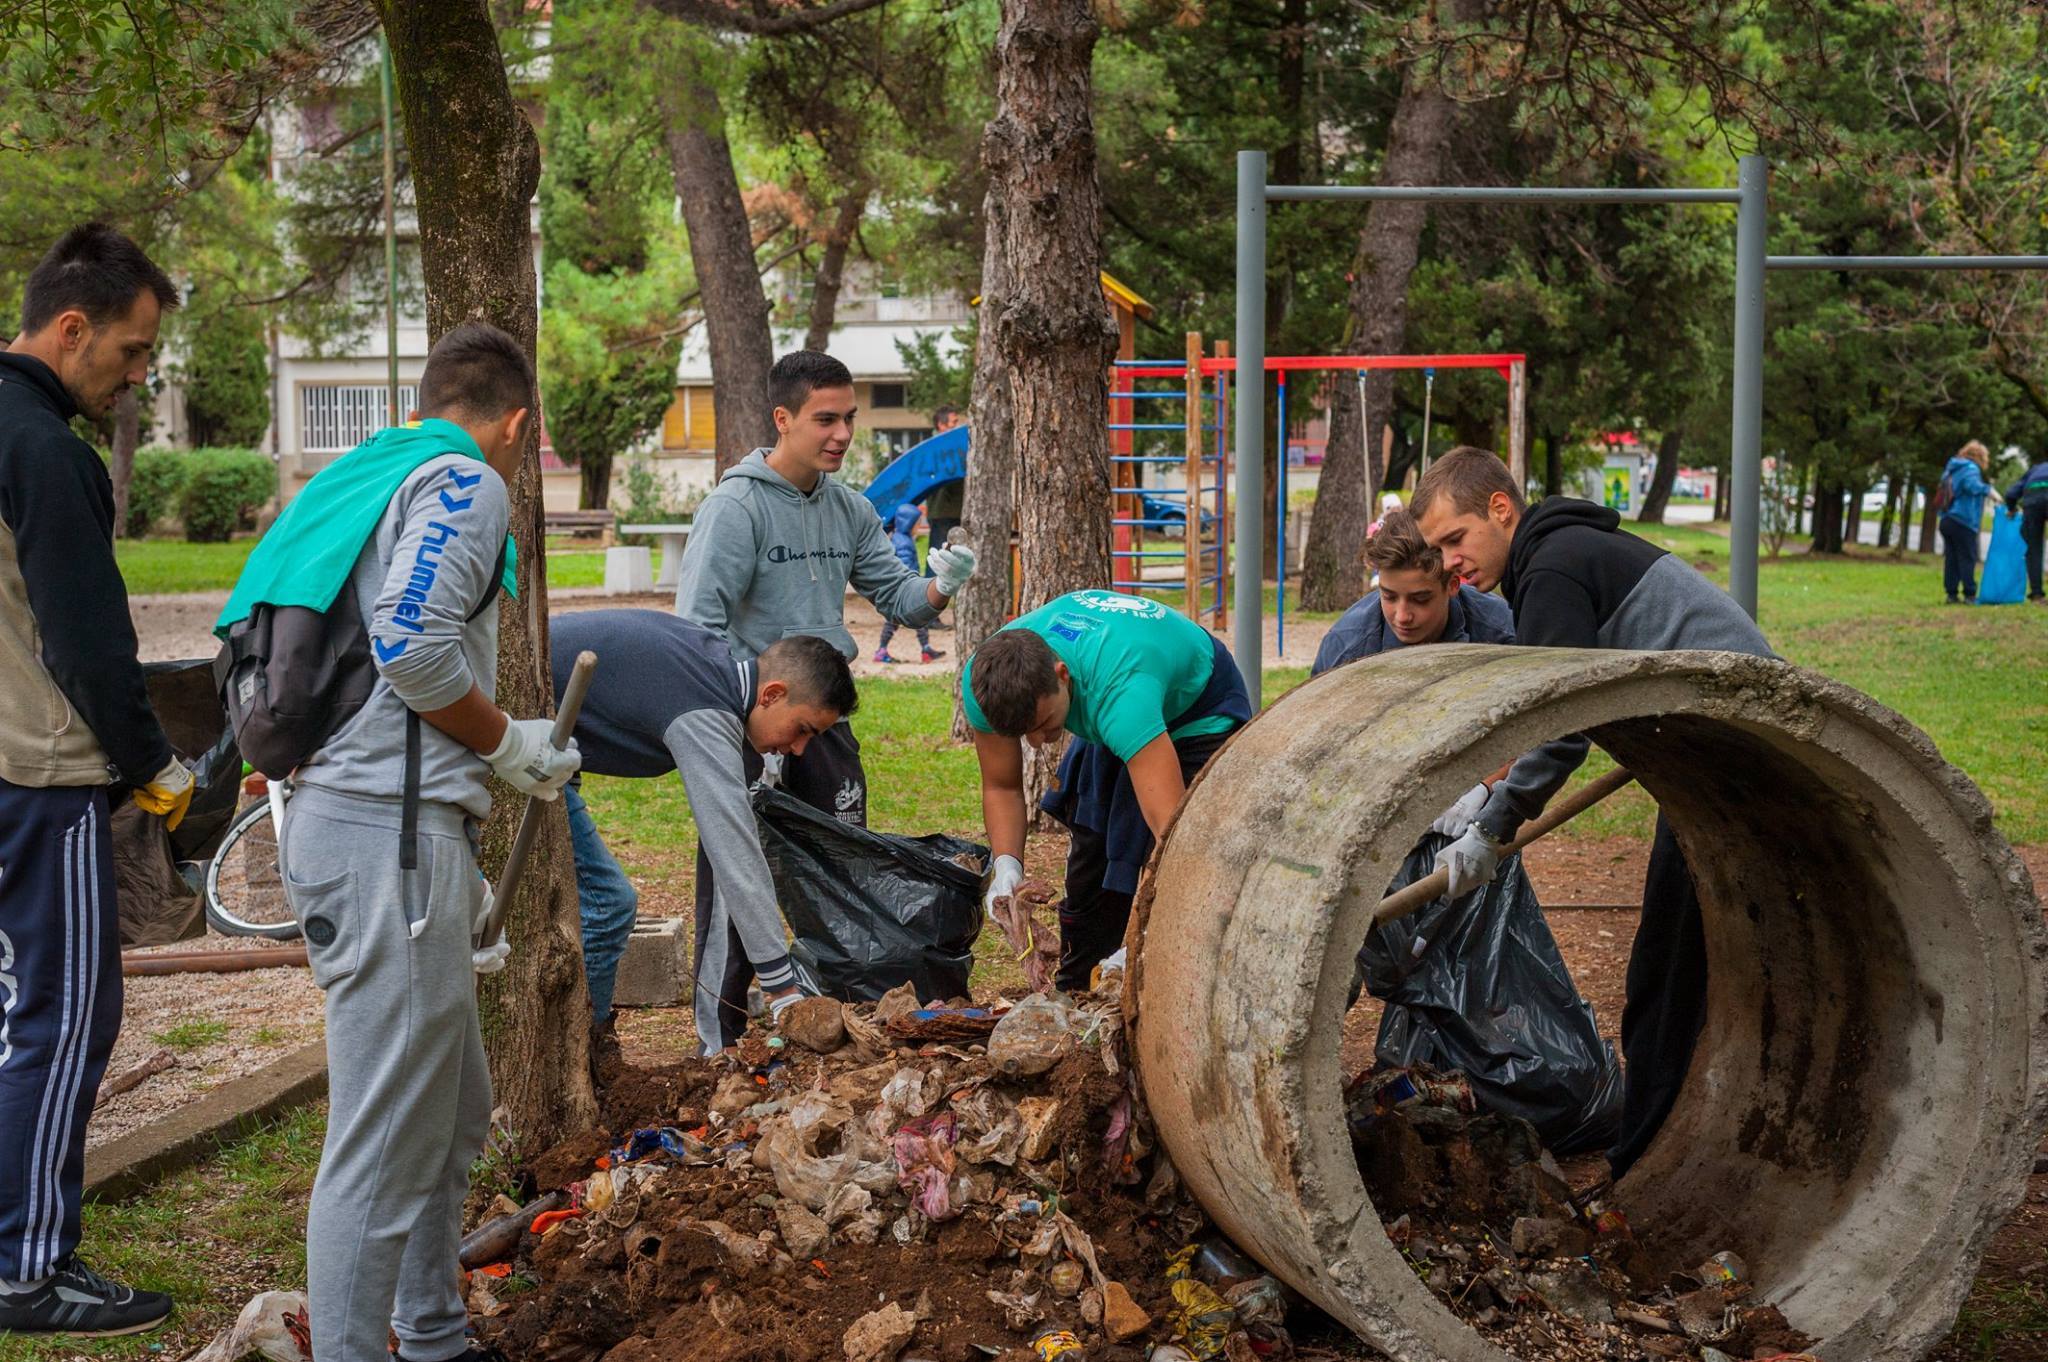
[1232,149,2048,698]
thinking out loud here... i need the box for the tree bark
[578,453,614,511]
[1810,478,1844,554]
[1297,0,1483,611]
[1543,429,1564,499]
[1636,429,1680,524]
[983,0,1116,808]
[110,388,140,538]
[951,181,1017,743]
[803,182,867,353]
[377,0,596,1149]
[1918,478,1939,553]
[658,68,775,473]
[1844,481,1865,547]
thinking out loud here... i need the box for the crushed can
[1032,1326,1085,1360]
[1695,1250,1746,1285]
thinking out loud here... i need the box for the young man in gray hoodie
[674,351,975,1011]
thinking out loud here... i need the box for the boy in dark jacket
[0,224,190,1335]
[1414,447,1775,1178]
[874,502,940,663]
[2003,455,2048,602]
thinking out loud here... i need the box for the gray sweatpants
[283,785,492,1362]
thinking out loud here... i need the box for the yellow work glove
[133,758,196,831]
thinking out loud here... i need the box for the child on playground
[965,589,1251,992]
[1412,446,1774,1179]
[549,610,858,1056]
[228,323,580,1362]
[875,501,942,663]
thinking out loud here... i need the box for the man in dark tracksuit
[549,611,857,1054]
[1415,446,1775,1179]
[2003,457,2048,602]
[0,225,194,1334]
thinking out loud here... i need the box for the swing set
[1108,341,1527,657]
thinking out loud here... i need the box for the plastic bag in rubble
[760,1091,869,1210]
[751,786,986,1002]
[891,1111,960,1221]
[186,1290,312,1362]
[114,658,245,946]
[987,992,1088,1078]
[1357,830,1622,1155]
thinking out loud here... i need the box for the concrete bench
[619,522,692,591]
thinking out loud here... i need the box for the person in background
[876,502,942,664]
[923,405,966,560]
[1938,439,1995,605]
[1367,491,1404,540]
[2002,451,2048,603]
[0,223,191,1336]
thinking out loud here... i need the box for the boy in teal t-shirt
[962,589,1250,990]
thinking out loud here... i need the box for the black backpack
[214,540,504,867]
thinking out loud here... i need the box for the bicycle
[203,778,301,941]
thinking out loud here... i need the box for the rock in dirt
[774,1199,831,1259]
[1510,1215,1591,1259]
[1525,1263,1616,1325]
[1102,1280,1151,1341]
[843,1301,918,1362]
[782,997,849,1053]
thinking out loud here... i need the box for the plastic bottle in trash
[1189,1237,1258,1284]
[1032,1326,1085,1360]
[1695,1250,1746,1285]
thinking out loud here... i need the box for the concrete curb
[83,1041,328,1203]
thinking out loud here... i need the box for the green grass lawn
[115,536,664,594]
[0,1107,322,1362]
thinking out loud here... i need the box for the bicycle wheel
[204,799,301,940]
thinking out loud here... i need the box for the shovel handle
[1371,766,1637,927]
[479,651,597,946]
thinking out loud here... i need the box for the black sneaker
[0,1256,171,1336]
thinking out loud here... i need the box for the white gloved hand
[926,543,978,596]
[1434,824,1504,900]
[983,853,1025,924]
[1430,783,1491,838]
[471,887,509,974]
[486,717,581,800]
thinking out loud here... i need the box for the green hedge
[125,447,188,538]
[178,448,277,543]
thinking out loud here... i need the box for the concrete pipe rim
[1129,646,2047,1362]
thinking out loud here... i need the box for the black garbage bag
[1358,829,1623,1155]
[113,658,245,946]
[751,786,988,1003]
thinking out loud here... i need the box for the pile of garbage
[1349,1065,1815,1362]
[459,981,1317,1362]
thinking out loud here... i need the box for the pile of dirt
[1349,1066,1815,1362]
[468,983,1233,1362]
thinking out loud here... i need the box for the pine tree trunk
[579,453,613,511]
[951,185,1018,743]
[658,68,774,474]
[110,388,140,538]
[804,184,867,354]
[983,0,1116,808]
[1637,429,1680,524]
[1918,478,1939,553]
[1297,0,1482,611]
[377,0,596,1150]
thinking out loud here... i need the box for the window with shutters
[300,383,417,466]
[662,386,715,451]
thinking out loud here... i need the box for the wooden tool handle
[1370,766,1637,927]
[480,651,597,947]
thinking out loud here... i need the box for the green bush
[125,447,189,538]
[179,448,277,543]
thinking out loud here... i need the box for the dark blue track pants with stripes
[0,779,120,1283]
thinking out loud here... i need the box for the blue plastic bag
[1981,508,2027,605]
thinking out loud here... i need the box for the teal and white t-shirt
[960,590,1230,761]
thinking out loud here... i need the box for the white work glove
[486,717,581,800]
[1430,783,1491,838]
[983,854,1025,925]
[1434,824,1504,900]
[134,757,196,831]
[926,543,978,597]
[471,887,509,974]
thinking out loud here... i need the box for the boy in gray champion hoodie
[673,351,976,1028]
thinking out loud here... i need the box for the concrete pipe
[1130,646,2046,1361]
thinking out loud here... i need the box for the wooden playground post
[1507,357,1528,490]
[1183,329,1202,620]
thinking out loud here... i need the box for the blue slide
[861,424,968,519]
